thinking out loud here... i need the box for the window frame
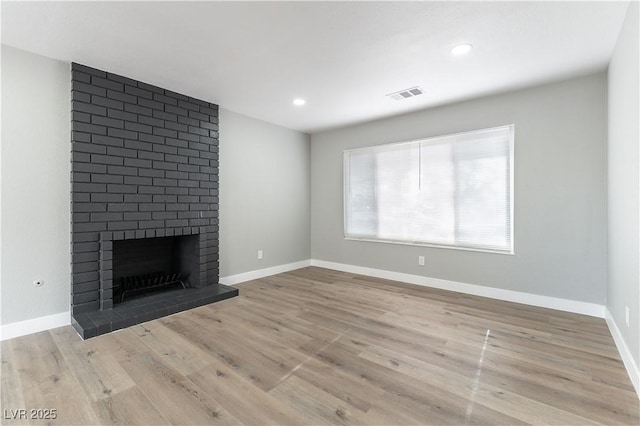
[343,124,515,255]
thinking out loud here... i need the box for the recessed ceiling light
[451,43,473,56]
[293,98,306,106]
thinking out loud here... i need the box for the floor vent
[387,86,424,101]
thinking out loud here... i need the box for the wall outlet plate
[418,256,425,266]
[625,306,630,327]
[258,250,264,260]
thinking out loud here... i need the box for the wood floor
[1,267,638,425]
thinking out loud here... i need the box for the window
[344,125,514,253]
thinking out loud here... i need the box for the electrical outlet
[625,306,630,327]
[418,256,425,266]
[34,279,44,287]
[258,250,264,260]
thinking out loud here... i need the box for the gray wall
[218,109,310,278]
[607,1,639,368]
[1,46,71,324]
[311,73,608,304]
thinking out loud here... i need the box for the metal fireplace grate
[113,272,187,303]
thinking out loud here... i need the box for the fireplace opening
[112,235,199,304]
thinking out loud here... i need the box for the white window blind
[344,125,514,253]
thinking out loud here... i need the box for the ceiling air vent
[387,86,424,101]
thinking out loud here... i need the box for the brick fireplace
[70,63,237,338]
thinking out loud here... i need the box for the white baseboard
[0,311,70,341]
[605,309,640,398]
[220,260,311,286]
[310,259,606,318]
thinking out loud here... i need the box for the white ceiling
[1,1,630,134]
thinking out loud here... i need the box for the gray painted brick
[165,90,188,101]
[92,76,124,92]
[91,193,123,203]
[73,173,91,183]
[152,211,177,220]
[164,154,188,164]
[178,100,199,112]
[124,194,152,203]
[92,115,124,129]
[165,121,188,132]
[178,116,199,126]
[153,93,178,106]
[189,110,209,121]
[153,178,177,187]
[138,115,164,127]
[165,171,189,180]
[108,108,137,122]
[166,219,189,228]
[139,133,164,144]
[153,127,177,138]
[91,212,123,222]
[125,103,152,116]
[166,187,189,195]
[72,131,92,143]
[199,136,216,145]
[108,127,138,140]
[178,132,199,142]
[91,174,123,184]
[152,194,177,203]
[178,147,198,157]
[72,91,92,103]
[108,203,138,212]
[107,165,137,176]
[199,151,217,160]
[166,204,189,211]
[178,164,199,173]
[73,252,99,264]
[166,138,188,148]
[73,212,90,222]
[107,73,138,87]
[189,188,209,196]
[139,203,165,212]
[73,142,106,155]
[165,105,188,117]
[91,154,123,166]
[139,220,164,229]
[178,179,199,188]
[178,195,199,203]
[138,185,165,194]
[72,70,91,84]
[125,140,153,152]
[138,81,163,94]
[73,81,106,97]
[93,95,123,110]
[74,203,107,213]
[107,146,137,158]
[139,168,164,178]
[200,121,218,131]
[75,122,107,135]
[178,211,198,219]
[189,172,208,181]
[125,122,153,134]
[91,192,122,203]
[73,222,107,233]
[124,175,152,186]
[93,134,124,147]
[108,221,138,231]
[189,157,209,166]
[124,212,151,221]
[189,141,209,151]
[73,111,91,123]
[73,182,107,193]
[125,85,152,99]
[188,126,209,137]
[137,151,162,163]
[72,63,106,77]
[153,161,177,171]
[138,97,164,111]
[107,89,136,104]
[107,184,137,194]
[73,242,99,253]
[153,110,177,122]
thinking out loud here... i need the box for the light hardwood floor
[1,267,638,425]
